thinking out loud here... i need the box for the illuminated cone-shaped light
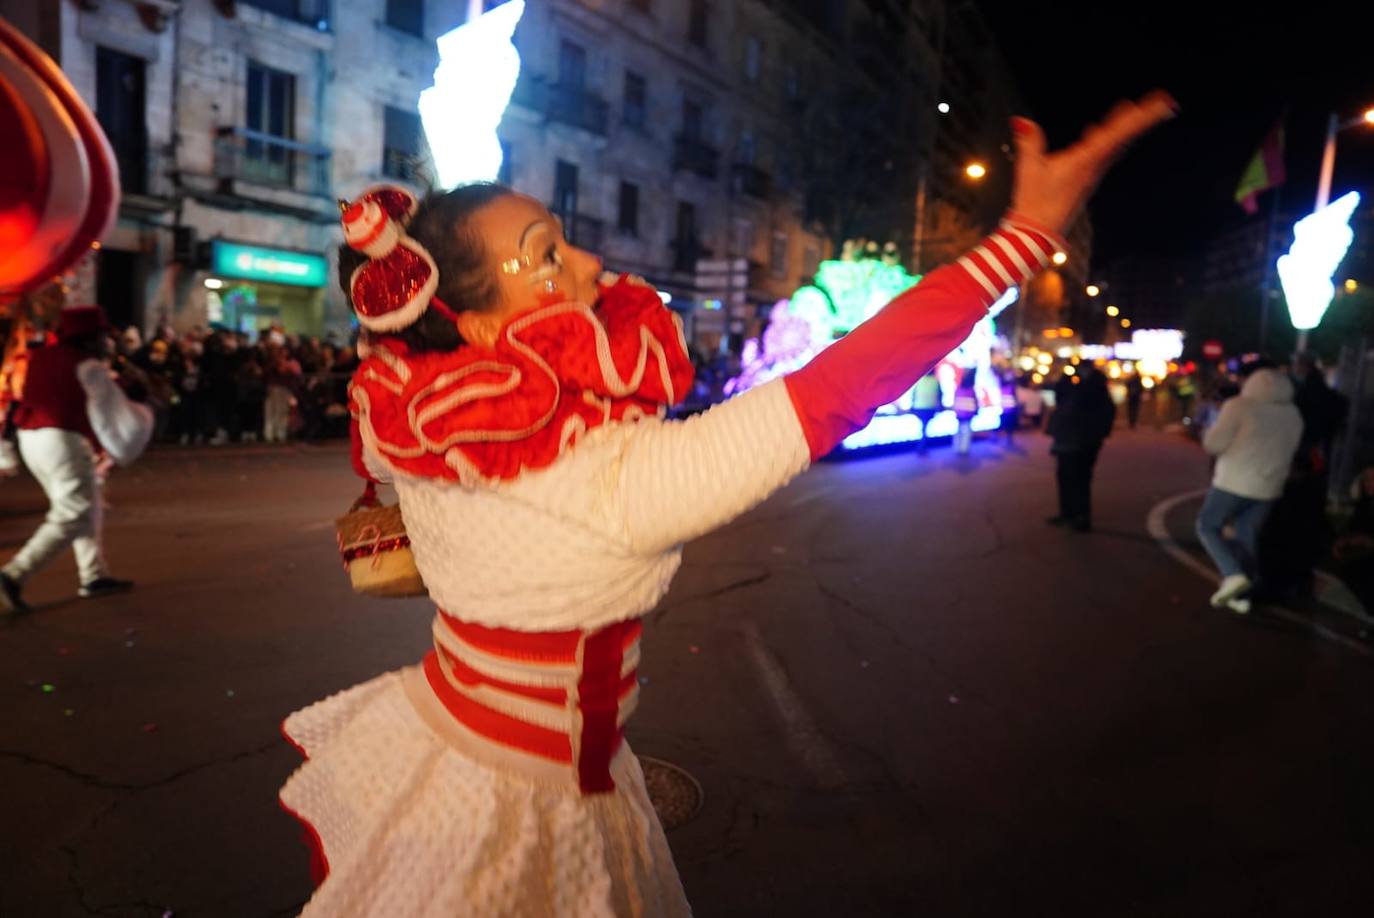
[1277,191,1361,330]
[419,0,525,188]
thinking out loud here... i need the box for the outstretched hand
[1010,91,1178,236]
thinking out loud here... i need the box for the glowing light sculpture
[728,254,1004,453]
[419,0,525,188]
[1277,191,1361,330]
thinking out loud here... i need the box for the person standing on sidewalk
[1047,365,1116,531]
[0,307,153,614]
[1195,367,1303,613]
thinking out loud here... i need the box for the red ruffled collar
[350,276,694,484]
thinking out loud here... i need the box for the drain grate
[638,756,704,830]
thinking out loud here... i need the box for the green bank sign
[210,241,328,287]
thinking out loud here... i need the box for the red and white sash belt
[403,609,642,794]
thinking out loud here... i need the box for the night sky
[984,0,1374,268]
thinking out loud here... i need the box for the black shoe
[78,577,134,599]
[1046,515,1071,527]
[0,572,30,614]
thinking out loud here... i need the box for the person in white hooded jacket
[1196,367,1304,611]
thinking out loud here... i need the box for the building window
[240,0,331,30]
[736,130,754,165]
[744,36,761,82]
[95,47,147,195]
[245,61,296,184]
[674,201,697,270]
[618,182,640,236]
[559,40,587,91]
[623,71,646,129]
[681,99,703,141]
[688,0,708,47]
[382,106,422,181]
[771,231,788,278]
[733,218,754,258]
[553,159,579,222]
[385,0,423,35]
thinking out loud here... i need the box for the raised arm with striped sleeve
[784,213,1066,459]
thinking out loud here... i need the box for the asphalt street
[2,428,1371,917]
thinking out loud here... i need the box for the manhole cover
[639,756,704,830]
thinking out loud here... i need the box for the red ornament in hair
[341,184,437,333]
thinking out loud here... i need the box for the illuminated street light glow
[419,0,526,188]
[203,278,224,290]
[1058,326,1074,337]
[1121,318,1131,328]
[1032,372,1044,384]
[1063,365,1076,376]
[1106,304,1119,317]
[1051,251,1068,266]
[1365,108,1374,125]
[1345,278,1359,293]
[1277,191,1361,330]
[1085,284,1100,297]
[938,102,950,114]
[965,162,987,180]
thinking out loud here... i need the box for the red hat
[57,305,110,339]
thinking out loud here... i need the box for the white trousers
[3,429,107,586]
[264,385,293,443]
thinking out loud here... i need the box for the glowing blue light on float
[1277,191,1360,330]
[419,0,525,188]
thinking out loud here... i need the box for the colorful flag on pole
[1235,122,1286,215]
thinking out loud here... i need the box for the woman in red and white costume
[281,94,1176,916]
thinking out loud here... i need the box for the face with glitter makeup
[455,194,603,348]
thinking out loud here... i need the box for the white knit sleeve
[76,359,154,466]
[609,379,811,555]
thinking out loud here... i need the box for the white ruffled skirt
[280,668,691,917]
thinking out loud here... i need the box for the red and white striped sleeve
[783,213,1066,459]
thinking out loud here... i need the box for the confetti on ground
[948,695,960,704]
[225,690,235,698]
[41,683,55,694]
[638,676,649,685]
[55,647,72,656]
[771,545,786,554]
[860,660,870,668]
[125,641,135,648]
[142,723,158,733]
[688,645,700,654]
[64,709,74,717]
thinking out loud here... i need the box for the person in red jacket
[0,306,152,613]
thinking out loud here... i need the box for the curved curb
[1146,489,1369,657]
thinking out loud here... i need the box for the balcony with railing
[673,135,719,180]
[551,209,605,252]
[511,75,609,136]
[730,163,771,199]
[214,126,331,198]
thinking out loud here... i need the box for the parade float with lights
[725,245,1014,452]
